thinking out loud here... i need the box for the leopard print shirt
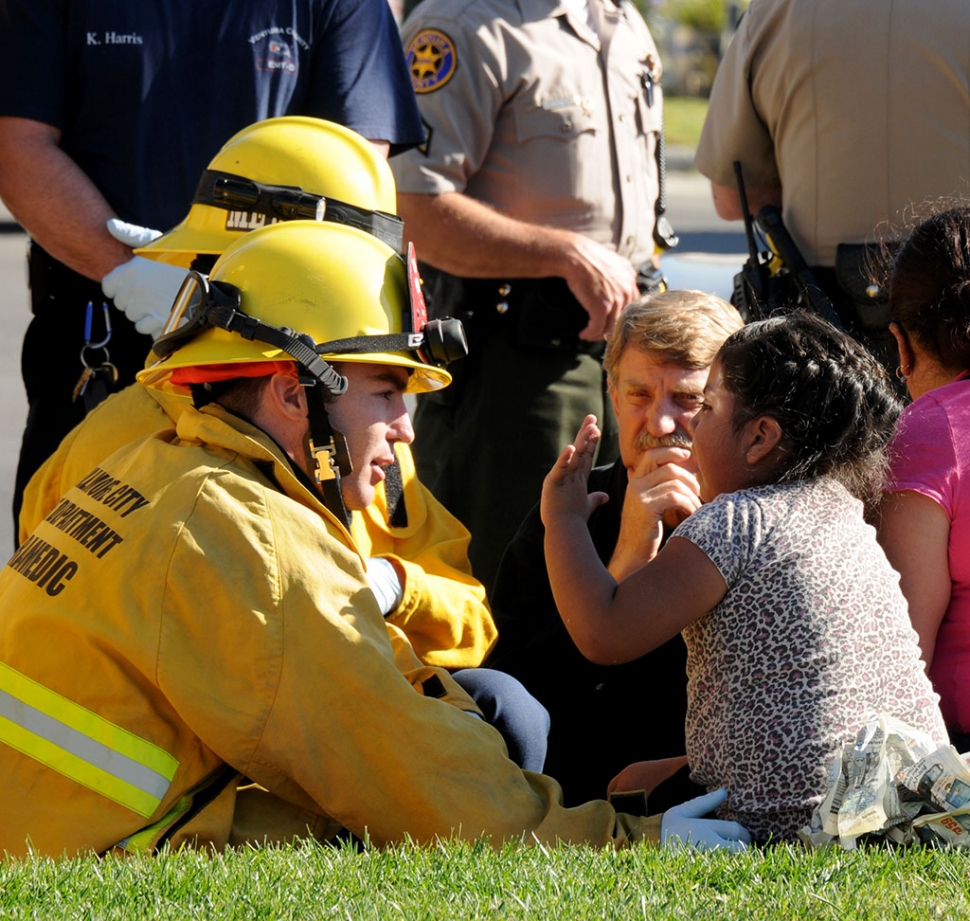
[673,477,947,843]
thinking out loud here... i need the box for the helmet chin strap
[153,277,458,528]
[301,371,353,529]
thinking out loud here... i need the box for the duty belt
[423,270,659,355]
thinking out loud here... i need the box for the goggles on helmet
[153,270,348,396]
[152,244,467,390]
[193,168,405,252]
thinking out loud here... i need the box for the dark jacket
[487,459,691,807]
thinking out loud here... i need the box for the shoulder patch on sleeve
[406,28,458,94]
[418,117,433,156]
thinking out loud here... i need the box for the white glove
[660,789,751,852]
[105,217,163,248]
[101,219,187,338]
[365,556,404,616]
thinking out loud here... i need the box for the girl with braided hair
[878,207,970,753]
[542,311,947,843]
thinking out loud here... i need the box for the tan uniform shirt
[695,0,970,267]
[391,0,662,266]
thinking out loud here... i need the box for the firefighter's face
[326,363,415,511]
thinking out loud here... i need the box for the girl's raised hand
[541,414,610,526]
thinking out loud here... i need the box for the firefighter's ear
[265,371,307,423]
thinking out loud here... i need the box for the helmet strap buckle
[302,379,352,528]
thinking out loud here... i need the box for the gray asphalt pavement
[663,167,746,300]
[0,224,31,556]
[0,166,745,557]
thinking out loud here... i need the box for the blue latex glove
[660,789,751,852]
[365,556,404,616]
[101,219,188,338]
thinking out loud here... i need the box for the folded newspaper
[799,713,970,849]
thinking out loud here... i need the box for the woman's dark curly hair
[889,207,970,372]
[715,311,902,511]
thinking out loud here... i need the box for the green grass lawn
[3,838,969,920]
[663,96,709,149]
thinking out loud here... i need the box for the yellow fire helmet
[136,116,402,266]
[139,220,465,395]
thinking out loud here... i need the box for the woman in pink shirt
[879,207,970,751]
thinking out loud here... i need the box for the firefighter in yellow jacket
[19,116,495,671]
[0,219,749,857]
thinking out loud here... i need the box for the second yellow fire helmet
[136,116,402,266]
[139,221,465,394]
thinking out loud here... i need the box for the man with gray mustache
[487,290,742,809]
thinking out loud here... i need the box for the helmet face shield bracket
[194,169,405,252]
[404,243,468,365]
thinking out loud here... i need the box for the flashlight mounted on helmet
[194,169,405,252]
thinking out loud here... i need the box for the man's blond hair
[603,289,743,382]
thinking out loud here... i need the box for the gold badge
[406,29,458,94]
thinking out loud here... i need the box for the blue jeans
[451,668,550,773]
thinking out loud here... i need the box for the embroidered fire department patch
[406,29,457,93]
